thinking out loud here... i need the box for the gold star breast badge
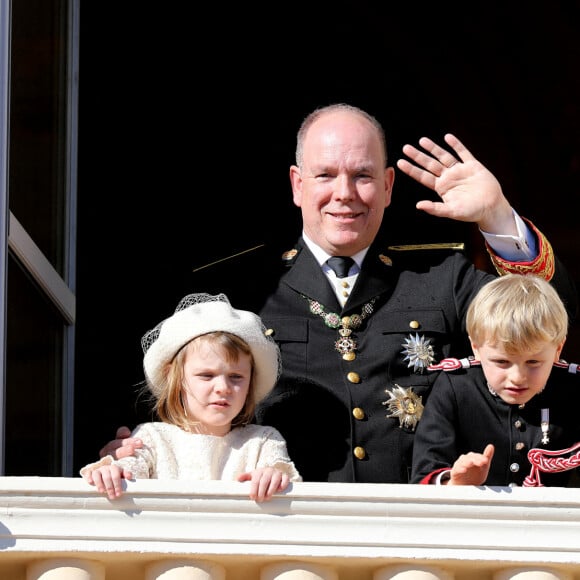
[382,384,424,430]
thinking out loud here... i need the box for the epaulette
[554,360,580,374]
[387,242,465,252]
[429,357,580,374]
[427,357,480,372]
[281,247,301,267]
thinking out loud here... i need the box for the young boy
[411,273,580,487]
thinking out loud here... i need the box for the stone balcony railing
[1,477,580,580]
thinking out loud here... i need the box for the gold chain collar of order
[305,296,377,361]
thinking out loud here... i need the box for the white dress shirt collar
[301,232,369,271]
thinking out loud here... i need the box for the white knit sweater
[80,422,302,482]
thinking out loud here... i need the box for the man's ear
[289,165,302,207]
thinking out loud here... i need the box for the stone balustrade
[1,477,580,579]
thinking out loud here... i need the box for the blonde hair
[153,332,257,431]
[466,274,568,353]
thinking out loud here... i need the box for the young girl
[411,273,580,487]
[80,293,302,501]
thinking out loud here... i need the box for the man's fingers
[115,426,133,438]
[109,442,138,460]
[99,427,141,459]
[443,133,474,162]
[396,158,436,189]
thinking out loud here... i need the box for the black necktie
[326,256,355,278]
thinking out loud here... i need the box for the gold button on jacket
[353,446,366,460]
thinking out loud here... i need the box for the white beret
[142,293,280,403]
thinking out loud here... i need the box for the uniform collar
[301,231,369,270]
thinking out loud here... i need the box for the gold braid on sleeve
[485,218,555,281]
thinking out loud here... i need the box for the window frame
[0,0,80,476]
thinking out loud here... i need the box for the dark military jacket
[254,236,578,483]
[411,361,580,487]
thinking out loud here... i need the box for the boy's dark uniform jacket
[190,222,577,484]
[411,361,580,487]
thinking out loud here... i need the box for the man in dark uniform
[99,103,577,484]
